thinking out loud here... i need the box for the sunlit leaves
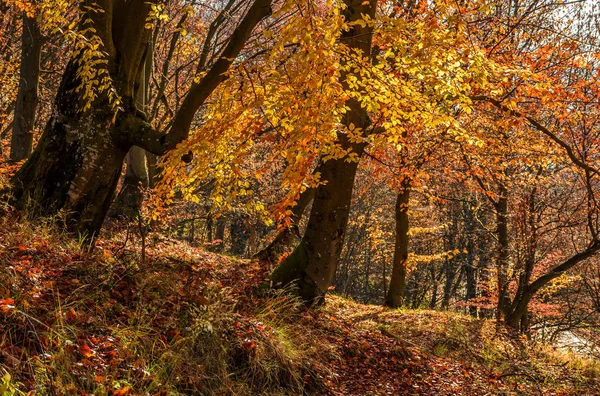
[158,0,502,226]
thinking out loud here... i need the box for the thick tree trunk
[10,1,153,238]
[270,148,365,301]
[269,0,377,304]
[11,105,128,237]
[10,12,42,162]
[385,185,410,308]
[113,42,152,215]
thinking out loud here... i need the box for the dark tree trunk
[10,12,42,162]
[210,216,227,253]
[114,146,149,214]
[385,185,410,308]
[494,187,510,321]
[442,204,459,309]
[270,148,365,301]
[10,1,153,238]
[429,262,439,309]
[205,205,213,242]
[464,212,478,316]
[230,213,250,256]
[269,0,377,304]
[11,103,128,237]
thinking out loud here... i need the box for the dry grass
[1,211,600,395]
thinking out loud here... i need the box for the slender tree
[10,11,42,161]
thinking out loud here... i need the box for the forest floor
[1,211,600,395]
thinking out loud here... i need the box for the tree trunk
[385,185,410,308]
[270,149,365,301]
[11,103,128,238]
[465,233,477,316]
[269,0,377,304]
[442,204,459,309]
[114,146,149,214]
[230,213,250,256]
[495,189,510,321]
[209,216,226,253]
[429,262,439,309]
[10,1,153,238]
[113,42,152,215]
[463,201,478,316]
[10,12,42,162]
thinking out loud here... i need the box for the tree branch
[470,95,599,176]
[127,0,272,155]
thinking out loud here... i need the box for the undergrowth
[1,210,600,395]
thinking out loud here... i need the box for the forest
[2,0,600,394]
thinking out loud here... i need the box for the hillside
[1,213,599,395]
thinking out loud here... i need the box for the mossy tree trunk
[11,0,152,238]
[113,43,152,215]
[270,0,378,303]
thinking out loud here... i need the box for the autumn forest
[1,0,600,394]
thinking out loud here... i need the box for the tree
[269,0,376,303]
[10,10,43,162]
[7,0,273,239]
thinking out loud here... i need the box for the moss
[268,239,323,304]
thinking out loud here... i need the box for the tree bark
[494,186,510,321]
[10,12,42,162]
[442,203,459,309]
[464,203,478,316]
[209,216,227,253]
[10,1,152,238]
[113,42,152,215]
[230,213,250,256]
[385,184,410,308]
[114,146,149,213]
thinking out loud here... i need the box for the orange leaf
[79,344,95,358]
[114,386,132,396]
[0,298,15,314]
